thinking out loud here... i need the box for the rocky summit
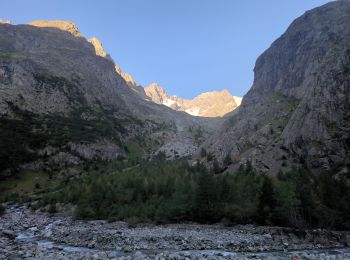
[144,83,242,117]
[203,0,350,175]
[28,20,83,37]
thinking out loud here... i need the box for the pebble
[0,205,349,259]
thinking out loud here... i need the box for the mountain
[87,37,242,118]
[110,66,242,118]
[0,20,222,176]
[202,1,350,175]
[144,83,242,117]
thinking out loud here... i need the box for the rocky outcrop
[87,37,141,92]
[28,20,83,37]
[115,65,137,87]
[88,37,114,63]
[144,83,241,117]
[144,83,170,104]
[203,1,350,174]
[88,37,107,58]
[114,65,149,99]
[69,142,125,161]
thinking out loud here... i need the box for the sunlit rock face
[28,20,83,37]
[88,37,114,63]
[202,1,350,175]
[88,37,108,57]
[144,83,241,117]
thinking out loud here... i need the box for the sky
[2,0,332,98]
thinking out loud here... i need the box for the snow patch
[233,96,243,106]
[185,107,200,116]
[162,98,176,107]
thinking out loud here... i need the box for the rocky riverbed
[0,204,350,259]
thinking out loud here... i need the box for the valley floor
[1,205,350,259]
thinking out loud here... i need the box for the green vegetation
[0,97,348,229]
[29,159,350,230]
[0,51,27,59]
[125,136,161,163]
[0,115,43,175]
[0,170,59,202]
[0,99,140,177]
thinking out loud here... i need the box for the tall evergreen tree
[257,176,276,225]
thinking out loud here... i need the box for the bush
[48,203,57,214]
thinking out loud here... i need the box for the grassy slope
[0,170,59,202]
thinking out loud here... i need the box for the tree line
[38,159,350,229]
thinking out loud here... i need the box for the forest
[33,158,350,230]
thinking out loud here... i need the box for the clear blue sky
[2,0,331,98]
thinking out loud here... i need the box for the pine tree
[257,176,276,225]
[194,170,216,222]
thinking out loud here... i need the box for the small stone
[345,234,350,247]
[2,229,16,239]
[25,251,33,257]
[43,230,52,238]
[291,254,300,260]
[29,226,38,232]
[263,233,272,239]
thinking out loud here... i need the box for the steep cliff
[203,1,350,174]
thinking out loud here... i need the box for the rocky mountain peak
[144,83,169,104]
[28,20,83,37]
[143,83,241,117]
[196,89,231,99]
[145,82,167,93]
[0,19,11,24]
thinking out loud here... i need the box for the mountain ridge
[86,35,241,118]
[144,82,242,117]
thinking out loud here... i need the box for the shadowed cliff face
[0,22,128,115]
[0,21,146,172]
[0,21,222,174]
[203,1,350,175]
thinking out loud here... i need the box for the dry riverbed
[0,204,350,259]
